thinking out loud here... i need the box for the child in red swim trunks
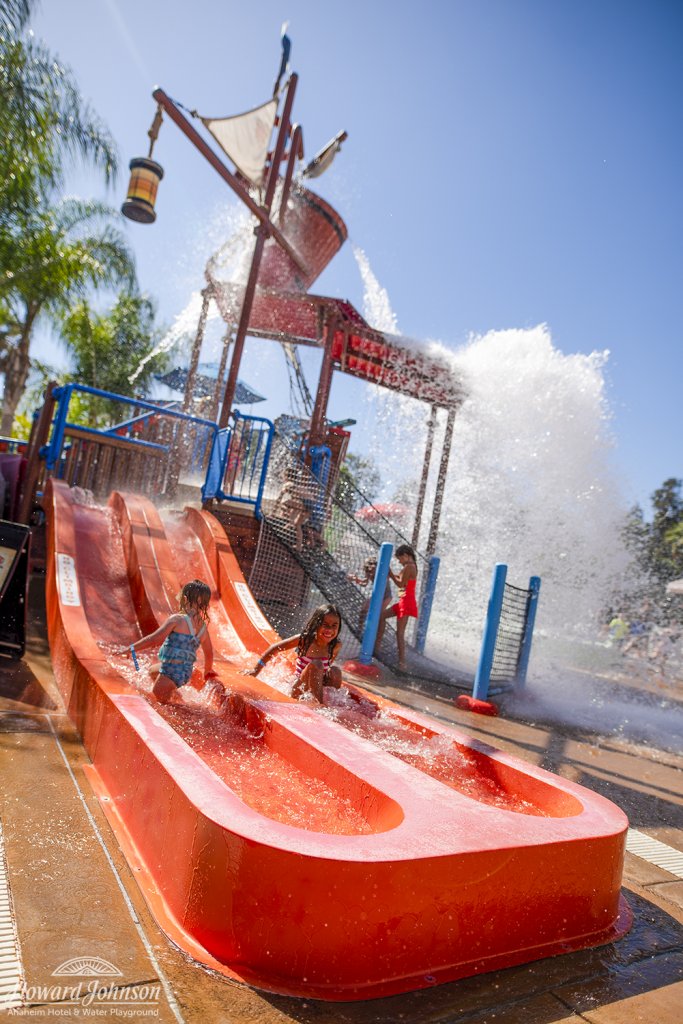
[375,544,418,671]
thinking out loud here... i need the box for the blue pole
[309,445,331,488]
[515,575,541,690]
[473,563,507,702]
[44,384,74,471]
[359,542,393,665]
[254,420,274,520]
[201,427,230,502]
[309,445,331,531]
[415,556,440,654]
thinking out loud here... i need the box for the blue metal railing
[308,445,331,530]
[515,576,541,689]
[472,564,541,701]
[203,428,231,502]
[0,436,28,454]
[60,421,168,454]
[473,563,508,702]
[42,382,218,473]
[202,412,274,519]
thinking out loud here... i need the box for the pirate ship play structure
[2,36,630,1001]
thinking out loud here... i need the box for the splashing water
[352,254,683,748]
[354,271,633,657]
[433,326,631,651]
[353,246,398,334]
[129,204,256,385]
[120,205,680,748]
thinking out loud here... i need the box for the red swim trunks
[391,579,418,619]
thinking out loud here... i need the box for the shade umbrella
[156,362,265,405]
[355,503,411,523]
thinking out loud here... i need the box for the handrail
[45,383,218,471]
[209,412,274,518]
[237,412,274,518]
[0,436,28,453]
[62,422,169,453]
[105,406,179,434]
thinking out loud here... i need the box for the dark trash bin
[0,519,31,660]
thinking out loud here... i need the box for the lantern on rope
[121,106,165,224]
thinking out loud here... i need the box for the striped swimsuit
[294,652,332,680]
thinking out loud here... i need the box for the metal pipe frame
[473,563,508,702]
[307,316,337,448]
[151,88,305,274]
[218,74,299,428]
[183,288,211,413]
[411,405,437,549]
[359,542,394,665]
[515,576,541,689]
[425,407,455,558]
[210,326,234,422]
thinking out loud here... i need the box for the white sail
[203,99,277,186]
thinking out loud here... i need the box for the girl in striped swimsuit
[247,604,344,703]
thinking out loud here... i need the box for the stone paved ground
[0,577,681,1024]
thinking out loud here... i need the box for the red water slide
[44,479,630,1001]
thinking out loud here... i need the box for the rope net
[490,581,531,684]
[248,431,459,684]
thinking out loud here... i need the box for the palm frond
[0,34,118,185]
[0,0,33,32]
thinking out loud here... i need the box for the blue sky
[31,0,683,512]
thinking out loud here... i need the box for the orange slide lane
[45,479,631,1001]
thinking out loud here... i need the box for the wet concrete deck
[1,578,682,1023]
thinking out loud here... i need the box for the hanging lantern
[121,157,164,223]
[121,106,165,224]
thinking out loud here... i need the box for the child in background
[246,604,377,713]
[375,544,418,671]
[348,556,393,633]
[272,464,310,551]
[129,579,220,704]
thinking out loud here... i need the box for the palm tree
[0,1,117,197]
[0,1,30,31]
[56,291,169,426]
[0,198,135,433]
[0,0,127,431]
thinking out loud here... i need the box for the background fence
[473,564,541,700]
[18,383,218,518]
[248,430,459,684]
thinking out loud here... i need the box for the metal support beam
[411,404,437,549]
[151,87,306,274]
[218,75,299,428]
[425,406,455,558]
[183,288,211,413]
[307,318,337,448]
[209,327,234,421]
